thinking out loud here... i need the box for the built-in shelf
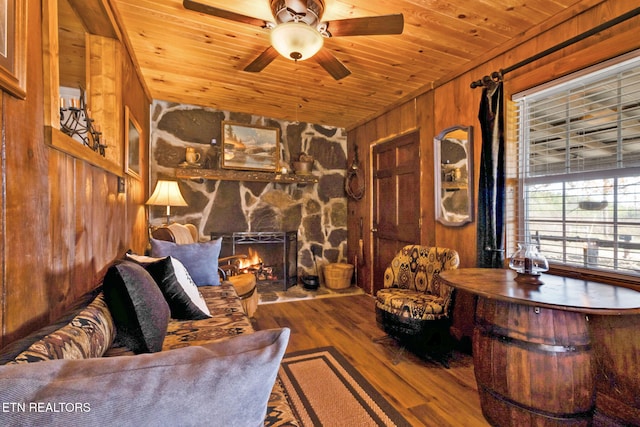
[442,182,468,191]
[175,168,319,184]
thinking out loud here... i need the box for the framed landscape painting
[222,121,280,172]
[124,106,142,179]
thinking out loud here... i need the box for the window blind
[512,51,640,277]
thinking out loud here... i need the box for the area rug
[279,347,411,427]
[258,282,365,305]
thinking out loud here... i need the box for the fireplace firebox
[211,231,297,290]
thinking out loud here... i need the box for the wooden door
[372,131,421,294]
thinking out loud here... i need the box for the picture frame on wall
[0,0,26,99]
[222,121,280,172]
[124,106,142,179]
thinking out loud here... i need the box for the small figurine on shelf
[292,153,314,175]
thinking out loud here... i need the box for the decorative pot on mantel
[292,153,314,175]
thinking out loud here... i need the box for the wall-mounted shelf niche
[43,0,124,176]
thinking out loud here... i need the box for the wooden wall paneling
[415,91,435,246]
[67,0,120,39]
[42,0,61,129]
[120,45,151,255]
[399,100,418,137]
[58,0,86,89]
[0,95,3,347]
[506,19,640,95]
[433,75,480,268]
[497,2,640,96]
[87,34,123,172]
[0,0,151,348]
[2,0,50,343]
[72,160,94,298]
[48,151,75,316]
[346,128,363,289]
[128,177,147,254]
[96,171,118,270]
[347,126,371,293]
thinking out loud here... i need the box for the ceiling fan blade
[324,14,404,37]
[183,0,268,28]
[314,49,351,81]
[244,46,280,73]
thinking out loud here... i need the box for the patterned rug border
[279,346,411,427]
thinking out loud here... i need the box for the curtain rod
[470,6,640,89]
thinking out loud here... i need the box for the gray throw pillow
[150,237,222,286]
[103,261,170,353]
[0,328,290,427]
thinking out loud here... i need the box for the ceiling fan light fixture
[270,21,324,61]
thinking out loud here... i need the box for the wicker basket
[323,263,354,290]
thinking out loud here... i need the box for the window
[513,51,640,279]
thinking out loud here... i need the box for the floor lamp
[146,179,188,224]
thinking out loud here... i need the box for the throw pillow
[126,254,211,315]
[150,237,222,286]
[103,261,170,354]
[0,328,290,427]
[7,293,115,363]
[129,255,211,320]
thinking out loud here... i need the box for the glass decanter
[509,243,549,285]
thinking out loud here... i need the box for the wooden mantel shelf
[175,167,319,184]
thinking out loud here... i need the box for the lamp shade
[146,180,188,207]
[270,21,324,61]
[146,180,188,224]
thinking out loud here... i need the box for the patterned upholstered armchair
[375,245,459,365]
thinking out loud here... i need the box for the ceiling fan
[183,0,404,80]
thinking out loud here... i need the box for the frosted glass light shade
[270,21,324,61]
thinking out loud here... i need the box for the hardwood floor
[253,294,490,427]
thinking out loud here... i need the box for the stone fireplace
[149,100,350,282]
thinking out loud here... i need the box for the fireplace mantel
[175,168,318,184]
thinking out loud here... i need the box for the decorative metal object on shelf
[60,88,107,157]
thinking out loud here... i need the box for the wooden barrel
[590,314,640,426]
[473,298,595,427]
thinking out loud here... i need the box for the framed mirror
[434,125,473,226]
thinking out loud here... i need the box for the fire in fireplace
[236,248,278,282]
[211,231,297,290]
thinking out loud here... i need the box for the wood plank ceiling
[110,0,584,129]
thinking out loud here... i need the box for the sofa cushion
[0,289,104,364]
[6,293,115,364]
[376,288,448,321]
[103,261,170,354]
[0,328,290,427]
[150,237,222,286]
[127,254,211,320]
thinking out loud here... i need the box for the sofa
[0,253,298,426]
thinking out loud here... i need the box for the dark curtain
[476,82,505,268]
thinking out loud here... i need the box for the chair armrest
[218,255,248,280]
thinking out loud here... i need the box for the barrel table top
[438,268,640,315]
